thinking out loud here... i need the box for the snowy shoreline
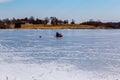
[0,62,119,80]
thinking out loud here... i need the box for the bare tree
[71,19,75,24]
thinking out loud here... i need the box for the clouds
[0,0,12,3]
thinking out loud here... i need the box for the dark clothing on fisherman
[56,32,63,37]
[56,32,59,36]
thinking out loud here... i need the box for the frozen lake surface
[0,29,120,80]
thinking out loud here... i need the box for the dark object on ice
[56,32,63,37]
[39,36,42,38]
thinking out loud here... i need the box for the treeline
[80,20,120,29]
[0,16,120,29]
[0,16,76,29]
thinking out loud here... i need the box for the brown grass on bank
[20,24,105,29]
[5,24,107,29]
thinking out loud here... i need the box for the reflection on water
[0,29,120,80]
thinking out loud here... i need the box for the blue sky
[0,0,120,22]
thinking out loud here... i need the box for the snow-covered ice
[0,29,120,80]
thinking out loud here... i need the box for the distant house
[0,22,6,29]
[0,25,5,29]
[15,23,21,28]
